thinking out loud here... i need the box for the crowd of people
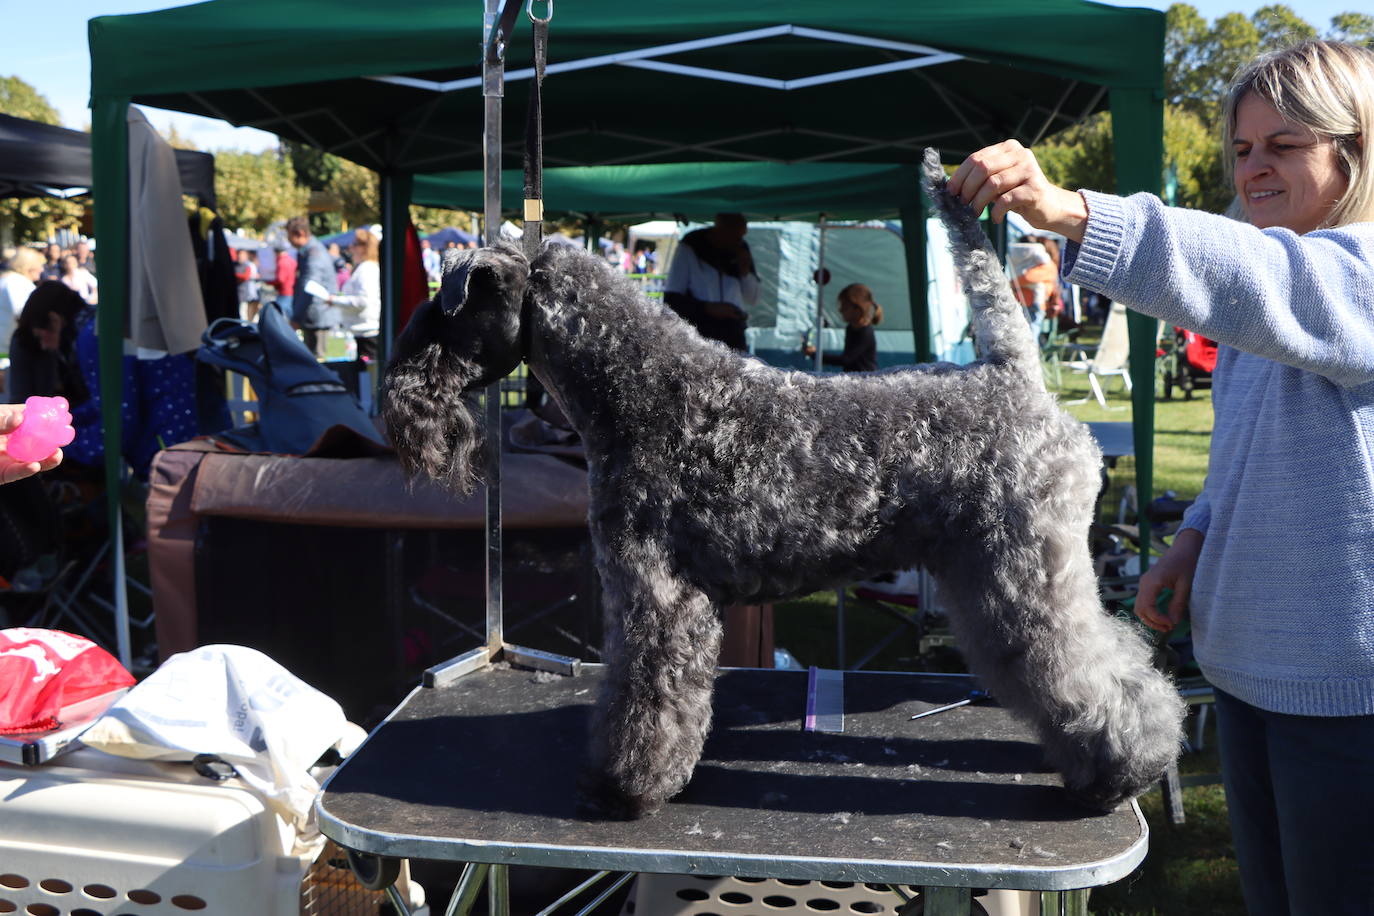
[1,239,98,357]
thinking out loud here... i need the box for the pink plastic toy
[6,396,75,463]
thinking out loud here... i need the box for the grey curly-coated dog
[383,149,1185,820]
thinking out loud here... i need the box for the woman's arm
[951,141,1374,386]
[329,261,380,320]
[1065,190,1374,386]
[822,326,877,371]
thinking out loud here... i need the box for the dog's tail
[921,148,1043,384]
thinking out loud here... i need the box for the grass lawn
[773,364,1240,915]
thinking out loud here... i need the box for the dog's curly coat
[383,150,1185,819]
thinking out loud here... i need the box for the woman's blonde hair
[352,228,380,263]
[1222,40,1374,228]
[5,247,44,277]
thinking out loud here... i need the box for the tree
[0,76,85,244]
[1253,4,1317,49]
[1036,112,1115,196]
[0,76,61,124]
[410,206,477,236]
[214,149,309,233]
[1329,12,1374,45]
[333,158,379,229]
[1043,4,1371,218]
[283,139,344,235]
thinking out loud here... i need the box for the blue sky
[6,1,1366,152]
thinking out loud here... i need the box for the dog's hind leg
[581,547,723,819]
[931,504,1185,810]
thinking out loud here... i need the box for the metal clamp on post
[522,3,550,264]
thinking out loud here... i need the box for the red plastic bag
[0,628,135,733]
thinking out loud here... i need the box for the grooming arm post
[482,0,510,655]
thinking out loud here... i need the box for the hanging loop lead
[527,0,552,24]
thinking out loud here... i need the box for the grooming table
[1086,421,1135,464]
[318,666,1146,915]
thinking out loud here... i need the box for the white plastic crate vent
[0,750,424,916]
[623,874,1038,916]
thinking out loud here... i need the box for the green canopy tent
[89,0,1166,662]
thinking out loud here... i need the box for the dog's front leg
[580,547,722,819]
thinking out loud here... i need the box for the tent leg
[380,171,413,390]
[813,214,827,371]
[899,165,931,364]
[91,95,132,670]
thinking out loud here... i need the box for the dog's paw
[576,768,664,820]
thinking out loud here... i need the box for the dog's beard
[382,341,487,495]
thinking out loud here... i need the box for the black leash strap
[523,7,549,264]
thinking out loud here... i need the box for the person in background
[272,237,296,319]
[949,40,1374,916]
[73,239,95,276]
[327,241,351,289]
[420,238,440,284]
[803,282,883,372]
[59,254,98,306]
[286,216,339,355]
[322,227,381,364]
[40,243,63,282]
[1011,237,1061,329]
[664,212,759,352]
[234,248,261,321]
[7,281,90,406]
[0,247,45,353]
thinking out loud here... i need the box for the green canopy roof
[91,0,1164,172]
[412,161,920,221]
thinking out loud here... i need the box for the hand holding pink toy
[1,398,72,484]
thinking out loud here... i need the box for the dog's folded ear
[438,243,529,317]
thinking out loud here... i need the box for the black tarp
[0,112,216,207]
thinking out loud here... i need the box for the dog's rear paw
[576,769,665,820]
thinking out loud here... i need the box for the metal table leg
[1040,889,1090,916]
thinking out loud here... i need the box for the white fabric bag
[81,644,352,832]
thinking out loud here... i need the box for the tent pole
[379,171,411,404]
[482,0,507,655]
[91,95,132,669]
[899,164,932,364]
[812,214,827,371]
[1109,87,1164,570]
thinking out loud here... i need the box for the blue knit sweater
[1064,190,1374,717]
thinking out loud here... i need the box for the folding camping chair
[1062,302,1132,409]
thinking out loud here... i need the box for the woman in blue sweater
[949,40,1374,915]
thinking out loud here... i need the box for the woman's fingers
[1166,585,1191,629]
[949,140,1032,205]
[1135,577,1171,631]
[0,458,42,486]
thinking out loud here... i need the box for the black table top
[318,665,1146,891]
[1086,421,1135,461]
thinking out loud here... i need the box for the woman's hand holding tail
[948,140,1089,242]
